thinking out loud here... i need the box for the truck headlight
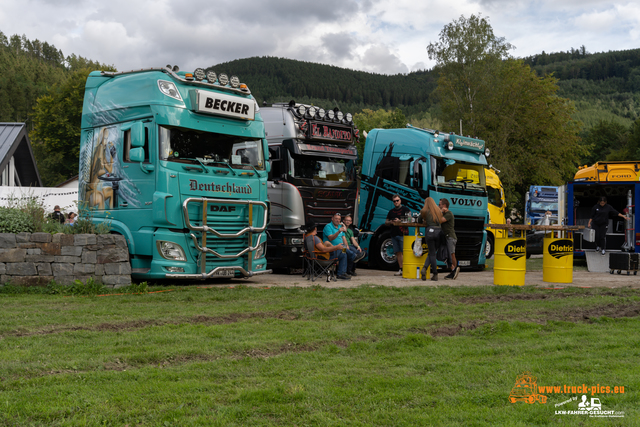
[290,237,303,245]
[254,242,267,259]
[157,80,183,101]
[157,241,187,261]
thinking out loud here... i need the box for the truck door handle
[120,202,128,207]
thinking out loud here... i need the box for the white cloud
[1,0,639,75]
[361,44,409,75]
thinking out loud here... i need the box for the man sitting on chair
[304,221,351,280]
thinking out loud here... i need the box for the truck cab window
[432,156,486,192]
[159,125,264,170]
[268,146,282,179]
[123,128,150,163]
[398,155,412,186]
[488,186,504,208]
[288,154,355,182]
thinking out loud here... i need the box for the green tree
[580,119,629,164]
[428,14,585,209]
[353,108,407,160]
[427,14,513,136]
[30,68,114,185]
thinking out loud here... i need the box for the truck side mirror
[130,147,155,173]
[131,122,145,147]
[130,147,145,162]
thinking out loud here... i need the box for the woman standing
[588,196,629,255]
[420,197,444,281]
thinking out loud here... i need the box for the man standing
[439,198,459,280]
[588,196,629,255]
[323,213,356,280]
[385,194,411,276]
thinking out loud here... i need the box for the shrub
[0,195,112,235]
[0,207,35,233]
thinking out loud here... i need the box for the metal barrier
[168,197,269,279]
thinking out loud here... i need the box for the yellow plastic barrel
[494,237,526,286]
[402,235,429,279]
[543,236,573,283]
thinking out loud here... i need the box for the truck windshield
[431,156,486,192]
[530,201,557,212]
[289,154,356,182]
[159,125,264,170]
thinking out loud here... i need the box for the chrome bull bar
[176,197,269,277]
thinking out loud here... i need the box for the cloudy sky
[1,0,639,75]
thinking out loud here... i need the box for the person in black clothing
[50,205,65,224]
[385,194,411,276]
[588,196,629,255]
[419,197,445,281]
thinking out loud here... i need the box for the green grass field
[1,284,638,426]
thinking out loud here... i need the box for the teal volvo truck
[358,125,490,270]
[79,66,271,279]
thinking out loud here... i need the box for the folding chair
[302,235,338,282]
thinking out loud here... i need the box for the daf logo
[209,205,236,212]
[548,239,573,259]
[505,239,526,260]
[451,197,483,207]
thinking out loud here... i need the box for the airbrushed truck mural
[80,126,142,211]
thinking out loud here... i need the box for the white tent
[0,186,79,213]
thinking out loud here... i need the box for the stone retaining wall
[0,233,131,286]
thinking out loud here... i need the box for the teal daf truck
[358,125,490,270]
[78,66,271,279]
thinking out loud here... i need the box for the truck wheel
[485,233,495,259]
[371,231,399,271]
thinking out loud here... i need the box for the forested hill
[0,31,111,124]
[213,49,640,129]
[524,47,640,129]
[4,29,640,184]
[211,56,438,117]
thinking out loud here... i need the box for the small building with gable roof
[0,123,42,187]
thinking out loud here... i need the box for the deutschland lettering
[204,97,250,116]
[189,180,252,195]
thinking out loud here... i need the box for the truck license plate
[212,270,234,277]
[459,260,470,266]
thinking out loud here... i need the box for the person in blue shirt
[323,213,355,279]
